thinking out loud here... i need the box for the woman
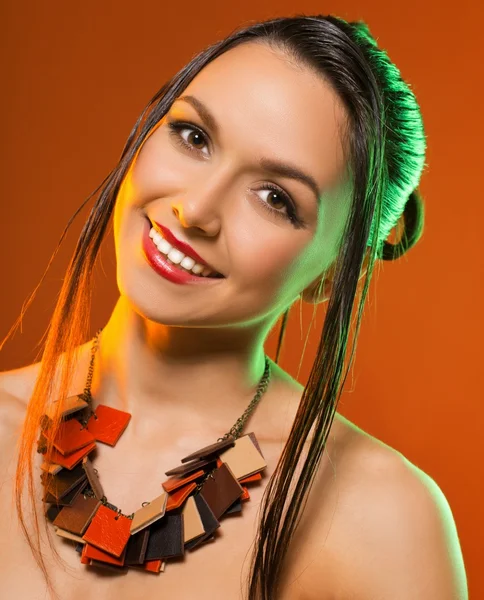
[0,14,467,600]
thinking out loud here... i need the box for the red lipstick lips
[142,218,224,285]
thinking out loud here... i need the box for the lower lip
[141,219,223,285]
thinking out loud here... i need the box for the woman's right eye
[167,121,210,157]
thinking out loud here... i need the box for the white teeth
[180,256,195,270]
[166,248,184,264]
[149,226,219,278]
[151,230,163,245]
[191,263,204,275]
[158,238,172,254]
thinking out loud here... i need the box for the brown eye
[252,184,303,228]
[186,130,205,149]
[255,186,292,218]
[265,190,286,210]
[167,121,210,157]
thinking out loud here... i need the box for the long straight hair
[3,14,426,599]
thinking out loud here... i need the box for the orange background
[1,0,481,595]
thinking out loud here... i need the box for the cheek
[113,127,179,246]
[117,119,180,214]
[229,222,308,298]
[229,217,337,308]
[130,143,181,207]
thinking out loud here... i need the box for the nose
[170,167,235,235]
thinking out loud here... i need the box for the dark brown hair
[4,13,426,600]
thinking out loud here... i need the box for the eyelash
[166,119,306,229]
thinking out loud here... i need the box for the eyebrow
[175,94,322,204]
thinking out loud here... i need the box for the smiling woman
[0,13,468,600]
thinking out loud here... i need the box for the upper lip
[149,219,222,275]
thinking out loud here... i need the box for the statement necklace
[37,329,272,574]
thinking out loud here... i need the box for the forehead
[178,41,350,195]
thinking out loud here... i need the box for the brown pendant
[42,463,88,500]
[130,492,168,535]
[164,456,218,477]
[199,463,244,520]
[180,437,235,464]
[82,456,104,500]
[161,468,206,493]
[52,492,102,536]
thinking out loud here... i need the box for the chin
[115,270,221,328]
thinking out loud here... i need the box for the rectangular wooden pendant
[143,559,163,573]
[218,433,266,480]
[131,558,165,573]
[42,463,87,500]
[41,461,63,475]
[124,529,150,565]
[164,456,217,477]
[46,394,89,419]
[180,437,235,464]
[86,404,131,446]
[191,493,219,540]
[165,482,197,512]
[130,491,168,535]
[200,463,243,520]
[184,493,219,551]
[54,527,86,544]
[43,478,88,507]
[239,472,262,484]
[87,559,128,573]
[47,418,95,456]
[182,495,205,543]
[248,431,265,458]
[52,492,101,536]
[81,456,104,500]
[145,513,184,561]
[45,440,96,470]
[82,542,127,567]
[186,533,216,550]
[161,469,205,493]
[224,498,243,515]
[45,504,62,522]
[82,504,132,558]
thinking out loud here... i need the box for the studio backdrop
[0,1,481,596]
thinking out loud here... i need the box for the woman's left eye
[252,185,303,228]
[167,121,210,156]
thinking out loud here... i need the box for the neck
[88,296,272,434]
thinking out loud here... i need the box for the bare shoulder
[0,364,42,490]
[0,360,42,417]
[299,423,468,599]
[0,360,42,405]
[0,338,92,414]
[0,362,42,450]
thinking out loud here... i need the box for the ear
[300,250,371,305]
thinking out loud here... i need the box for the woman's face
[114,41,351,328]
